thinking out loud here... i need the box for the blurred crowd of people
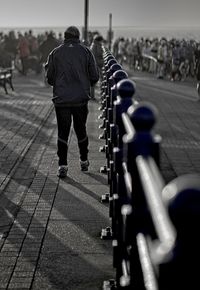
[0,29,63,74]
[1,29,200,90]
[0,29,105,75]
[113,37,200,83]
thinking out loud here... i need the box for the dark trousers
[21,56,29,75]
[55,104,89,166]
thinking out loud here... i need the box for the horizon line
[0,25,200,29]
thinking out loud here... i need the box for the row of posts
[98,47,200,290]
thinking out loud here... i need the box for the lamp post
[84,0,89,44]
[108,13,113,50]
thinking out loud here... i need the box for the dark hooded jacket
[46,38,99,106]
[90,36,104,69]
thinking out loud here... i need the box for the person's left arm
[45,52,55,86]
[88,51,99,86]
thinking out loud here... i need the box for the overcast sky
[0,0,200,28]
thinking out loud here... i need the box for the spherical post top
[127,102,158,131]
[104,54,113,62]
[104,55,113,69]
[103,52,111,58]
[107,58,117,68]
[117,79,136,99]
[162,174,200,235]
[110,63,122,75]
[112,70,128,84]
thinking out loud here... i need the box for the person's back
[47,34,99,105]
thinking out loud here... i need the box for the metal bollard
[110,80,137,285]
[159,174,200,290]
[120,102,160,289]
[100,70,129,204]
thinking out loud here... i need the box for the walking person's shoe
[57,165,68,178]
[80,160,89,171]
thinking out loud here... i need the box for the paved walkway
[0,70,199,289]
[0,74,113,289]
[128,68,200,183]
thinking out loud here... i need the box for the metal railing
[99,47,200,290]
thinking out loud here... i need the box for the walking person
[45,26,99,178]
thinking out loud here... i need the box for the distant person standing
[39,31,59,84]
[90,34,104,99]
[17,33,30,75]
[39,31,59,64]
[45,26,99,178]
[57,32,64,45]
[28,29,39,56]
[195,43,200,101]
[171,42,181,81]
[117,38,126,65]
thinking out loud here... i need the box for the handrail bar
[137,233,158,290]
[136,155,176,256]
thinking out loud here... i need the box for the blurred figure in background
[195,43,200,101]
[171,42,181,81]
[57,32,63,45]
[28,29,39,56]
[90,34,104,99]
[39,31,59,65]
[117,37,126,65]
[39,31,59,83]
[17,33,30,75]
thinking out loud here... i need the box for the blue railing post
[103,64,123,143]
[125,102,160,164]
[159,174,200,289]
[111,80,137,286]
[123,102,160,289]
[100,54,116,113]
[99,59,118,175]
